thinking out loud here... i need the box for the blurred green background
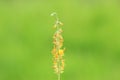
[0,0,120,80]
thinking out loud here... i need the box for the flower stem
[58,53,61,80]
[58,72,61,80]
[57,30,61,80]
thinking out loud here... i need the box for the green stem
[58,72,61,80]
[57,54,61,80]
[56,24,61,80]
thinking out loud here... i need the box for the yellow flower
[52,47,56,54]
[59,49,64,56]
[54,53,58,59]
[51,12,65,75]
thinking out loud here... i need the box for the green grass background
[0,0,120,80]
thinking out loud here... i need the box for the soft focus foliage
[0,0,120,80]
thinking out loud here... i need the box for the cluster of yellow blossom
[51,19,65,74]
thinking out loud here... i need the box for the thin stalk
[56,26,61,80]
[51,12,64,80]
[58,72,61,80]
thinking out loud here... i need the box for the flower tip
[60,22,63,26]
[50,12,57,16]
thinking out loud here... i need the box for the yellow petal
[59,49,64,56]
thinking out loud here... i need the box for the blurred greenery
[0,0,120,80]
